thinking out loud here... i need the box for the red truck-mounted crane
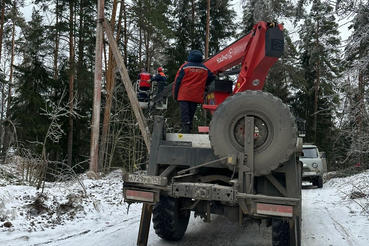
[203,21,284,110]
[124,21,302,246]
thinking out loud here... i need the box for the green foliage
[265,30,303,103]
[11,59,52,153]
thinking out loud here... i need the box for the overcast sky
[21,0,351,44]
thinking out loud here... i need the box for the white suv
[300,144,324,188]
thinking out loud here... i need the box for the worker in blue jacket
[152,67,167,94]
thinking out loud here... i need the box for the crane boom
[203,21,284,111]
[152,22,284,111]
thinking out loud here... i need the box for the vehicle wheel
[209,91,297,176]
[317,176,323,188]
[272,218,290,246]
[152,196,190,241]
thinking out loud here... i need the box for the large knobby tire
[152,196,190,241]
[272,218,290,245]
[209,91,297,176]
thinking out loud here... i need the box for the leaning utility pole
[90,0,104,172]
[102,19,151,152]
[90,0,151,173]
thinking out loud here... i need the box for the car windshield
[302,148,318,158]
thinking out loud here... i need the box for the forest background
[0,0,368,183]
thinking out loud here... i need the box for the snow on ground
[1,162,368,246]
[302,172,369,246]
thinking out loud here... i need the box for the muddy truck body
[123,22,302,246]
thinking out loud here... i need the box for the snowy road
[49,187,369,246]
[302,184,368,246]
[19,204,272,246]
[1,168,368,246]
[17,188,369,246]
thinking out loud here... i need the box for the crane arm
[203,21,284,111]
[152,22,283,110]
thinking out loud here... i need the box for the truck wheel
[272,218,290,246]
[317,176,323,188]
[152,196,190,241]
[209,91,297,176]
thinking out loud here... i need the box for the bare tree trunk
[2,10,16,155]
[144,31,149,70]
[203,0,210,126]
[191,0,195,49]
[75,0,86,166]
[99,0,118,171]
[0,2,5,155]
[54,0,59,96]
[122,1,128,64]
[139,27,142,65]
[90,0,105,172]
[67,0,75,167]
[0,1,4,57]
[313,22,320,143]
[358,72,364,167]
[205,0,210,60]
[8,16,15,116]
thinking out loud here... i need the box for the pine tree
[130,0,173,72]
[295,0,341,152]
[10,10,53,154]
[1,1,27,153]
[24,0,97,168]
[240,0,303,104]
[198,0,236,55]
[164,0,197,74]
[338,1,369,168]
[265,31,304,103]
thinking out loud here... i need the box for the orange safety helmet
[157,67,163,72]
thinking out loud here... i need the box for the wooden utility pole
[90,1,151,172]
[99,0,118,171]
[90,0,104,172]
[103,17,152,246]
[102,19,151,152]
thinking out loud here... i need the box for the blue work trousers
[179,101,198,124]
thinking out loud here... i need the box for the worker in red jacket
[173,50,215,133]
[137,68,153,99]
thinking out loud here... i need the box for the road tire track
[323,207,357,246]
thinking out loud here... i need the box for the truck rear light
[256,203,293,217]
[125,189,154,203]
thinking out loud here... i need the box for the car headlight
[312,162,318,168]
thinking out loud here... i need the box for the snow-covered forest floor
[1,162,368,246]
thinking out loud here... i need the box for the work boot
[181,122,191,133]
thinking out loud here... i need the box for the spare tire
[209,91,297,176]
